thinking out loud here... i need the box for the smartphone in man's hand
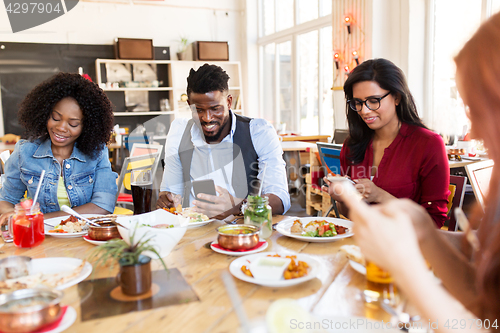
[192,179,217,204]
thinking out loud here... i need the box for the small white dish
[250,256,291,281]
[82,235,107,246]
[210,240,268,256]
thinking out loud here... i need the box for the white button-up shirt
[160,111,291,213]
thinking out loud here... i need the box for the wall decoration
[332,0,366,89]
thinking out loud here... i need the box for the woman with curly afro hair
[0,72,117,223]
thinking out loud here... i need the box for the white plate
[31,257,92,290]
[44,214,101,238]
[82,235,107,246]
[187,218,216,228]
[349,260,366,275]
[229,253,319,287]
[210,240,268,256]
[275,217,354,243]
[48,306,77,333]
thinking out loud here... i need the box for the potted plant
[177,37,189,60]
[90,225,167,296]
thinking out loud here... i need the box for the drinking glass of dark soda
[131,170,153,215]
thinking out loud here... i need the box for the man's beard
[201,117,229,143]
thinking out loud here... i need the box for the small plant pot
[176,51,186,60]
[116,255,152,296]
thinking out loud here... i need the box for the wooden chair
[446,175,467,231]
[332,129,349,145]
[316,142,343,218]
[116,143,163,209]
[465,159,494,210]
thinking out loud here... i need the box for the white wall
[0,0,244,58]
[332,0,428,129]
[0,0,251,124]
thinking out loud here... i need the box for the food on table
[180,207,209,222]
[162,205,182,215]
[291,219,348,237]
[49,215,86,233]
[0,260,86,294]
[340,245,365,265]
[140,223,174,229]
[240,254,309,280]
[163,206,209,223]
[290,220,303,234]
[241,265,253,277]
[219,228,254,235]
[0,295,54,312]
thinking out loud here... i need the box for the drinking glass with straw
[31,170,45,214]
[8,170,46,248]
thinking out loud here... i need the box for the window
[258,0,333,137]
[430,0,500,136]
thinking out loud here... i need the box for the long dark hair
[343,58,426,164]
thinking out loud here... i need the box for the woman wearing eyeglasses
[324,58,449,227]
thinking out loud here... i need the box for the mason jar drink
[8,202,44,248]
[242,195,272,239]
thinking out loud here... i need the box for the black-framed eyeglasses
[347,92,391,112]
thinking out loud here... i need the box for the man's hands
[156,191,183,210]
[193,186,243,220]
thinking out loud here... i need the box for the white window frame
[257,0,332,134]
[424,0,497,130]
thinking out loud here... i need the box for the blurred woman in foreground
[332,12,500,331]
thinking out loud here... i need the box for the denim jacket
[0,139,118,213]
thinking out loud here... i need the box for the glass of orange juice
[364,260,398,306]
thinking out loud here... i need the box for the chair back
[115,144,163,203]
[333,129,349,145]
[447,175,467,231]
[465,159,494,210]
[316,142,343,175]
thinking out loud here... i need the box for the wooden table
[281,141,316,152]
[280,135,331,143]
[1,216,400,332]
[0,142,16,153]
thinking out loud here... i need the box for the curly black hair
[186,64,230,96]
[18,72,114,159]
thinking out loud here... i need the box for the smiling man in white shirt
[157,64,290,219]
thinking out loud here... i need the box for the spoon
[60,205,100,227]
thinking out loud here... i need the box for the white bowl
[116,209,187,258]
